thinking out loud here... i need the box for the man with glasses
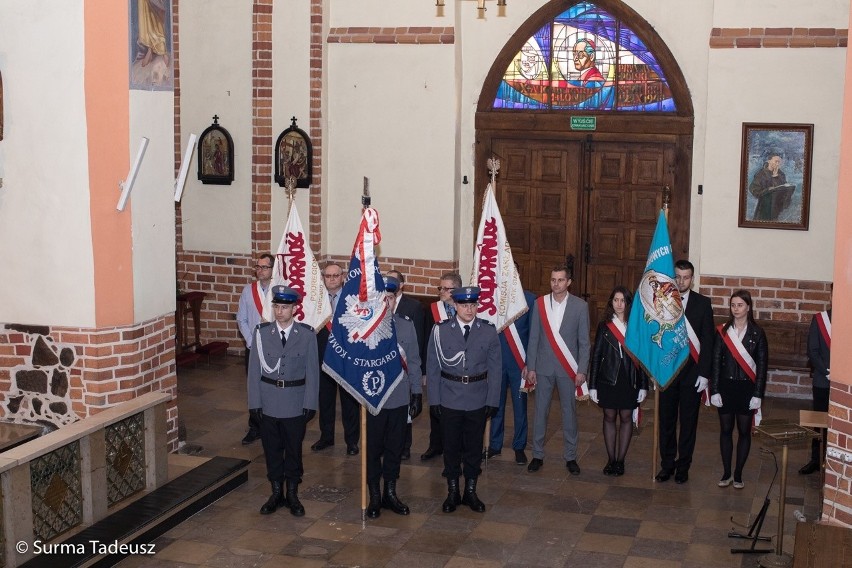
[237,253,275,445]
[312,262,361,455]
[421,272,462,461]
[426,286,500,513]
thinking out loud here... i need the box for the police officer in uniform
[426,286,501,513]
[247,286,319,516]
[365,276,423,518]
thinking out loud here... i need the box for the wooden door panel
[594,152,628,184]
[588,265,622,325]
[631,153,665,185]
[501,184,532,217]
[631,191,661,223]
[591,226,623,261]
[504,220,530,255]
[627,227,655,262]
[591,189,625,222]
[536,189,566,220]
[504,148,532,180]
[536,150,568,182]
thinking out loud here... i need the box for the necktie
[447,303,456,318]
[281,330,287,350]
[463,324,470,341]
[331,293,338,312]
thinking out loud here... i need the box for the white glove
[637,389,647,404]
[827,369,831,381]
[749,397,761,410]
[710,393,723,408]
[695,376,708,392]
[589,389,599,404]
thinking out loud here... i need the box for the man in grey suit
[525,265,590,475]
[426,286,501,513]
[248,286,319,517]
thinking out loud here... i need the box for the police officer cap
[383,275,400,293]
[271,285,301,304]
[452,286,480,304]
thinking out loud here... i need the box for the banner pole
[361,405,367,521]
[652,384,659,481]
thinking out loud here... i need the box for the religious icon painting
[197,116,235,185]
[275,117,313,189]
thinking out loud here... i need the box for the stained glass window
[494,2,675,112]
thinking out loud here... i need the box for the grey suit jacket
[384,313,423,409]
[527,294,590,377]
[247,321,320,418]
[426,317,501,411]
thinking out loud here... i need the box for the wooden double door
[490,136,682,331]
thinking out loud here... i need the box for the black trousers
[260,413,306,483]
[427,410,443,451]
[442,406,487,480]
[245,350,261,434]
[317,371,360,446]
[658,373,701,472]
[366,405,407,484]
[810,386,830,462]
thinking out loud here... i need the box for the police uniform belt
[261,376,306,388]
[440,371,487,384]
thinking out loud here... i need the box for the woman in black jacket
[588,286,649,476]
[710,289,768,489]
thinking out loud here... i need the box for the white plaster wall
[699,0,846,281]
[271,0,313,254]
[326,42,457,260]
[130,91,176,321]
[179,0,253,254]
[0,1,96,326]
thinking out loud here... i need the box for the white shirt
[276,321,294,342]
[550,293,569,326]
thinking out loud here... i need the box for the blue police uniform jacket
[383,313,423,409]
[247,321,319,419]
[426,316,501,411]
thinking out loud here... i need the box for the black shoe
[515,450,528,465]
[566,460,581,476]
[420,447,443,461]
[799,460,819,475]
[442,478,461,513]
[527,458,543,472]
[461,477,486,513]
[401,448,411,461]
[346,445,359,456]
[603,461,615,476]
[654,469,673,482]
[381,479,410,516]
[484,447,501,459]
[674,470,689,484]
[613,461,625,477]
[283,480,305,517]
[366,482,382,519]
[311,439,334,451]
[260,481,283,515]
[241,430,260,445]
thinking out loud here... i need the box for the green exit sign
[570,116,597,131]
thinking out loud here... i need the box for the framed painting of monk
[197,116,234,185]
[738,123,813,230]
[274,117,313,189]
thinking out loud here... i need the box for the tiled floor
[120,356,823,567]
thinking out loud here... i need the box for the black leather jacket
[710,322,768,398]
[588,321,649,391]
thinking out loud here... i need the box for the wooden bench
[20,456,249,568]
[792,521,852,567]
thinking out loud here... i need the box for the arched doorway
[475,0,694,329]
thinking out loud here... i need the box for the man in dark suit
[655,259,715,484]
[427,286,501,513]
[525,264,590,475]
[386,270,426,460]
[247,286,319,516]
[800,303,831,474]
[312,262,360,455]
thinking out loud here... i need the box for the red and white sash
[252,282,265,317]
[719,325,761,426]
[605,318,641,424]
[816,311,831,350]
[431,301,451,324]
[537,295,587,400]
[505,323,535,392]
[684,318,712,406]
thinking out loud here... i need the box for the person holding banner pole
[525,263,590,475]
[655,260,715,484]
[237,253,275,445]
[589,286,648,476]
[426,286,501,513]
[421,272,463,461]
[710,290,768,489]
[799,302,831,475]
[364,276,422,518]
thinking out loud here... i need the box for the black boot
[260,480,282,515]
[382,479,410,515]
[366,481,382,519]
[283,479,305,517]
[442,478,461,513]
[461,477,486,513]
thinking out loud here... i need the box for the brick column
[252,0,274,254]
